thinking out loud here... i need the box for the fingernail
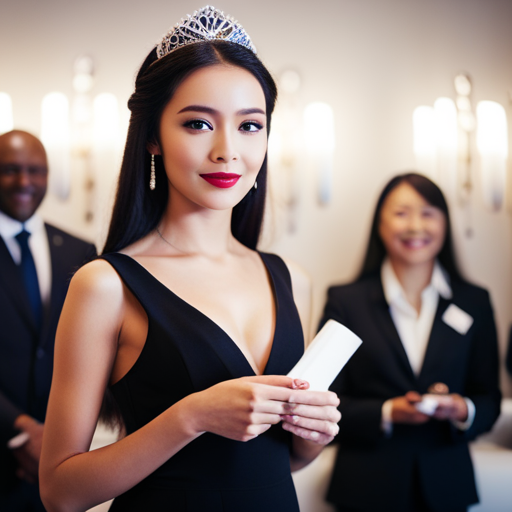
[293,379,308,389]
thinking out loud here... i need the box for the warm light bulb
[41,92,71,200]
[477,101,508,159]
[434,97,458,153]
[303,102,335,204]
[303,102,335,154]
[476,101,508,211]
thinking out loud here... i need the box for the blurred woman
[319,172,501,512]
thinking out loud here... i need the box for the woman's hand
[280,389,341,445]
[12,414,44,483]
[431,393,468,422]
[277,385,340,471]
[390,391,430,424]
[183,375,313,442]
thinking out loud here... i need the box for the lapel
[368,276,417,384]
[39,224,68,348]
[418,296,453,388]
[0,235,39,334]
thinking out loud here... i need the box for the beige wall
[1,0,511,394]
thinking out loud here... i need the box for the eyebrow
[177,105,266,116]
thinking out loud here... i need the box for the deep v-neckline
[116,252,280,377]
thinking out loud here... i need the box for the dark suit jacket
[0,223,95,494]
[319,272,501,512]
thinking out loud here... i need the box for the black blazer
[0,223,95,492]
[319,272,501,512]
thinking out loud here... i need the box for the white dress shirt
[380,258,474,434]
[0,209,52,306]
[382,258,453,376]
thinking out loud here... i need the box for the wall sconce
[268,69,336,240]
[41,92,71,200]
[71,55,96,222]
[454,74,476,205]
[3,56,120,233]
[0,92,13,134]
[476,101,508,211]
[39,56,120,225]
[303,102,335,205]
[413,73,509,219]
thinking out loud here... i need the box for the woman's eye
[184,119,212,131]
[240,121,263,133]
[422,208,437,218]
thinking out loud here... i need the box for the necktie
[15,229,43,329]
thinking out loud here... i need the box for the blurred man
[0,130,96,511]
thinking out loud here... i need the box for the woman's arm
[39,260,203,511]
[443,289,501,439]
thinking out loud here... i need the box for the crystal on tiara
[156,5,256,59]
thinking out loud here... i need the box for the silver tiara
[156,6,256,59]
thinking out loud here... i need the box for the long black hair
[358,172,464,282]
[102,40,277,254]
[99,41,277,428]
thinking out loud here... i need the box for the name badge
[442,304,474,335]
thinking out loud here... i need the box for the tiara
[156,5,256,59]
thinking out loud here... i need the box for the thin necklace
[155,226,188,254]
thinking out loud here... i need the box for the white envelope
[287,319,362,391]
[415,394,454,415]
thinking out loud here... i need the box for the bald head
[0,130,48,222]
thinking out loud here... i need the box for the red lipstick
[200,172,241,189]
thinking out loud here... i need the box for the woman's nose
[408,212,423,231]
[210,130,239,163]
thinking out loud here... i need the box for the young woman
[39,7,340,512]
[319,173,501,512]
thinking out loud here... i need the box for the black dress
[101,252,303,512]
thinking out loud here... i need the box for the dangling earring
[254,180,258,190]
[149,154,156,190]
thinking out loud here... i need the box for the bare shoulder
[68,258,125,311]
[58,259,127,350]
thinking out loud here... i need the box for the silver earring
[254,180,258,190]
[150,154,156,190]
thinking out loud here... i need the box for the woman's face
[378,182,446,268]
[150,64,267,212]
